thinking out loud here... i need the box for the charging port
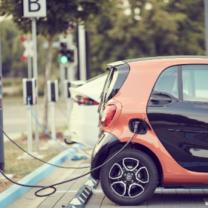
[129,119,149,134]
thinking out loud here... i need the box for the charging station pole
[0,41,4,170]
[60,63,65,98]
[64,80,72,131]
[27,101,33,153]
[50,102,56,141]
[21,78,37,158]
[47,80,59,142]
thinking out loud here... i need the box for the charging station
[63,80,73,139]
[47,80,58,142]
[22,78,38,156]
[47,80,59,102]
[64,80,71,99]
[23,78,37,105]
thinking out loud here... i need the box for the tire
[100,148,159,206]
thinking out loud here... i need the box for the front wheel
[100,148,159,206]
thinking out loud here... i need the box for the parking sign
[23,0,46,18]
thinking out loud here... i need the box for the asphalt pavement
[3,97,68,139]
[87,187,208,208]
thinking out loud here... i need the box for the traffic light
[58,42,75,64]
[66,49,74,63]
[59,42,68,64]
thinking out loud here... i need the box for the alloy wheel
[108,157,150,198]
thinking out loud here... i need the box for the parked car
[91,56,208,205]
[68,73,107,147]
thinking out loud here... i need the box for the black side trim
[91,133,121,179]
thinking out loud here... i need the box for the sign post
[23,0,47,151]
[20,35,34,78]
[23,0,47,77]
[32,18,38,79]
[0,41,4,170]
[78,24,87,81]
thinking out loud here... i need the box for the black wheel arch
[92,140,163,185]
[91,139,122,179]
[132,143,163,186]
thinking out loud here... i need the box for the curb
[0,145,79,208]
[65,177,98,208]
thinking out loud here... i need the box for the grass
[0,135,66,192]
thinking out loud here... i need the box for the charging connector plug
[129,119,149,134]
[133,121,140,134]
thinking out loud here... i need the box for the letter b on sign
[23,0,46,18]
[29,0,41,12]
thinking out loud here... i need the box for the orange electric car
[91,56,208,205]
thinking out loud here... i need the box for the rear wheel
[100,148,159,205]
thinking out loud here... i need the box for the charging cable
[0,169,57,196]
[35,132,136,197]
[2,130,89,169]
[0,122,139,197]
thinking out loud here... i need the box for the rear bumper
[69,103,99,147]
[90,132,118,179]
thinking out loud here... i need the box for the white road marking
[204,198,208,206]
[56,190,77,193]
[93,189,103,193]
[55,189,103,194]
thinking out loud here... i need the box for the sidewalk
[8,159,89,208]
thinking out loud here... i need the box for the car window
[153,66,179,99]
[100,64,129,106]
[182,65,208,102]
[100,68,115,105]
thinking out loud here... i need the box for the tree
[167,0,204,54]
[0,20,27,77]
[88,0,205,76]
[0,0,108,130]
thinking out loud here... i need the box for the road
[3,97,69,138]
[87,187,208,208]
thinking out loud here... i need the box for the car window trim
[178,65,183,101]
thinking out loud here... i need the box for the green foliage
[0,0,108,37]
[0,0,206,78]
[0,20,52,77]
[0,20,27,76]
[167,0,205,54]
[88,0,205,76]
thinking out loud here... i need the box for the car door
[147,64,208,172]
